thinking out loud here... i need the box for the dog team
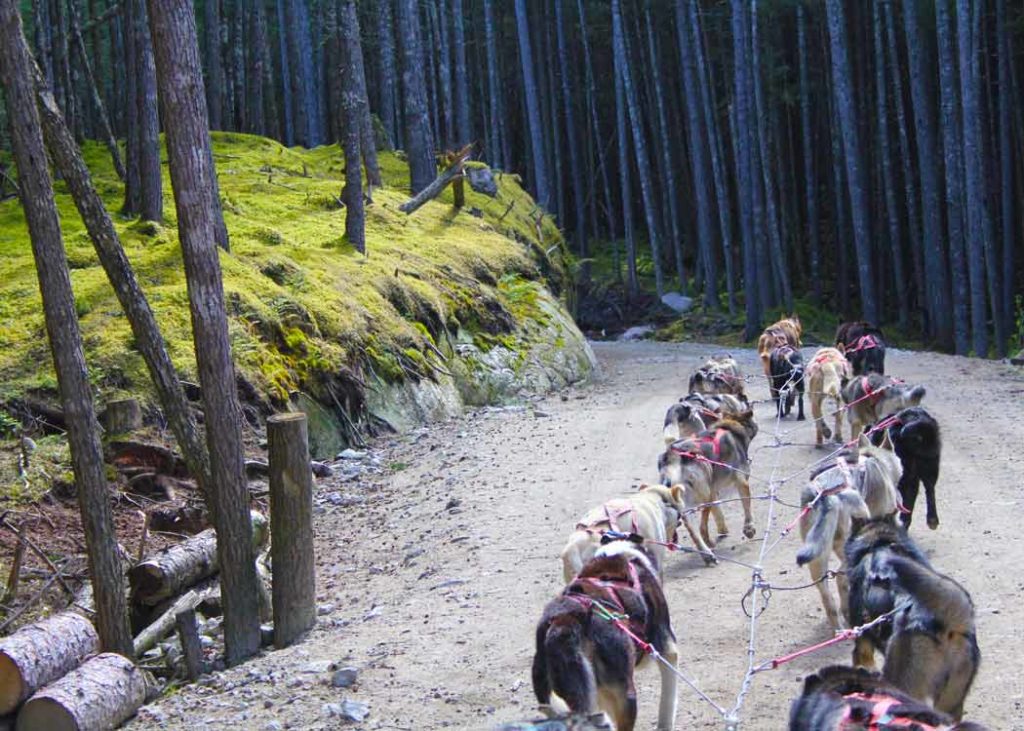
[508,315,986,730]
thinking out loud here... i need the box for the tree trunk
[376,0,399,149]
[902,0,952,344]
[884,0,925,328]
[576,0,616,244]
[121,0,139,214]
[433,0,453,148]
[555,0,586,262]
[246,0,267,136]
[203,0,223,130]
[690,0,733,314]
[287,0,318,146]
[275,0,293,145]
[731,0,759,338]
[451,0,470,147]
[15,653,148,731]
[513,0,551,211]
[0,612,99,715]
[175,608,204,680]
[146,0,262,666]
[935,0,970,353]
[797,3,821,304]
[825,0,877,324]
[871,0,908,329]
[751,0,791,310]
[340,0,381,189]
[543,10,564,225]
[996,0,1014,334]
[483,0,501,167]
[267,413,317,648]
[828,77,851,317]
[612,0,664,296]
[128,513,266,606]
[614,43,638,298]
[132,0,161,223]
[0,0,134,658]
[396,0,435,195]
[67,0,124,180]
[340,0,366,253]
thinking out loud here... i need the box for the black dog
[769,346,805,420]
[835,321,886,375]
[789,665,990,730]
[870,407,942,530]
[845,519,980,719]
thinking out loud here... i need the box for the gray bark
[340,0,366,252]
[555,0,586,259]
[396,0,435,194]
[451,0,470,147]
[513,0,550,211]
[0,0,134,658]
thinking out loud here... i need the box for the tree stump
[174,609,204,681]
[101,399,142,435]
[268,413,316,648]
[0,612,99,714]
[15,653,148,731]
[128,512,267,606]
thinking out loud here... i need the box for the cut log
[15,653,148,731]
[100,399,142,435]
[268,413,316,648]
[128,512,267,606]
[0,612,99,715]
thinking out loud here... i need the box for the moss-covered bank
[0,133,595,457]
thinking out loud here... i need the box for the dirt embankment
[128,341,1024,731]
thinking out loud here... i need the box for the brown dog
[659,412,759,563]
[687,354,746,399]
[758,315,802,378]
[807,348,852,446]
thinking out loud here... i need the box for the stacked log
[0,613,98,715]
[15,653,148,731]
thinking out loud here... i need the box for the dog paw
[743,524,756,539]
[702,554,718,566]
[927,515,939,530]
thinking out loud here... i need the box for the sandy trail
[129,341,1024,730]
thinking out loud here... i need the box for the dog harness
[836,692,948,730]
[565,563,650,653]
[672,428,728,461]
[859,377,887,406]
[844,334,881,354]
[576,499,640,535]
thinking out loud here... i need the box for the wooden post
[267,413,315,648]
[174,609,204,680]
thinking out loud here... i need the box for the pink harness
[845,334,881,354]
[837,692,948,730]
[577,499,640,535]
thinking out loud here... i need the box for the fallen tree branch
[133,586,217,656]
[399,147,473,215]
[0,514,74,597]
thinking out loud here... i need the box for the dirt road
[130,341,1024,730]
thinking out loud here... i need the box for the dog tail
[886,555,975,634]
[796,491,838,567]
[908,385,926,403]
[534,619,596,713]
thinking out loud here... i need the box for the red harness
[837,692,948,730]
[672,428,727,461]
[565,563,651,653]
[845,334,881,354]
[860,376,886,405]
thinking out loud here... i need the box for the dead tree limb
[399,147,473,215]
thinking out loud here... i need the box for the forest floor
[127,341,1024,731]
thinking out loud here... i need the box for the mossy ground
[0,133,570,397]
[0,133,569,498]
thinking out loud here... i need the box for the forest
[4,0,1021,355]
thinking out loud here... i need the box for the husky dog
[870,406,942,530]
[835,321,887,376]
[845,519,980,720]
[688,354,746,398]
[662,392,749,444]
[806,348,852,446]
[769,345,806,420]
[789,665,990,731]
[533,538,678,731]
[659,412,759,563]
[796,434,903,630]
[757,315,803,378]
[561,485,686,583]
[841,374,926,443]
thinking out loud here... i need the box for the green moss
[0,132,567,416]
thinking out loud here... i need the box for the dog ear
[671,484,685,504]
[858,433,871,449]
[880,430,895,451]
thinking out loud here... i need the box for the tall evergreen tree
[512,0,550,211]
[395,0,434,194]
